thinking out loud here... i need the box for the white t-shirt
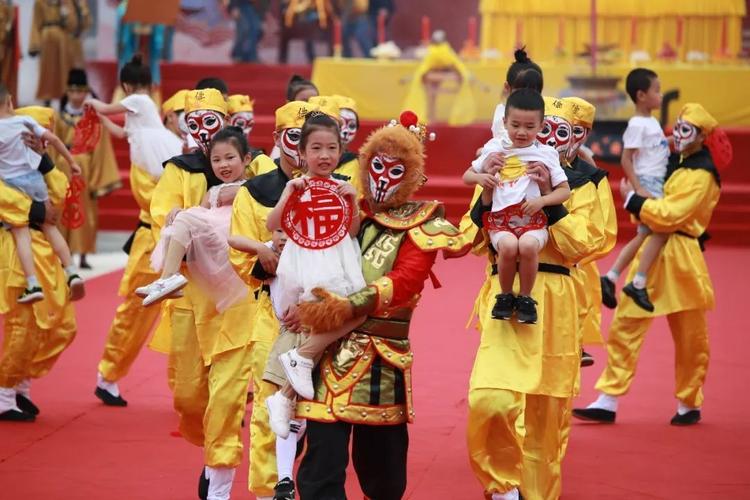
[120,94,164,132]
[0,115,47,180]
[622,116,669,179]
[490,103,508,141]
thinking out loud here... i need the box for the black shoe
[515,295,538,324]
[94,387,128,407]
[670,410,701,426]
[0,408,35,422]
[273,477,296,500]
[16,394,39,416]
[572,407,616,423]
[491,293,515,320]
[623,282,654,312]
[600,276,617,309]
[198,467,209,500]
[580,351,594,368]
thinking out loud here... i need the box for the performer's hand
[336,182,358,201]
[165,208,182,226]
[216,185,240,206]
[619,178,634,199]
[527,162,552,194]
[522,197,545,215]
[281,304,302,332]
[43,201,60,225]
[635,187,652,198]
[481,152,505,173]
[257,244,279,275]
[475,173,498,191]
[22,124,44,155]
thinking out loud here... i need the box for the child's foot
[600,276,617,309]
[142,274,188,306]
[18,286,44,304]
[265,391,295,439]
[623,282,654,312]
[491,293,515,320]
[67,274,85,301]
[273,477,296,500]
[515,295,538,324]
[279,349,315,400]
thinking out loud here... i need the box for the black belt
[676,230,710,252]
[254,284,271,300]
[491,262,570,276]
[122,220,151,255]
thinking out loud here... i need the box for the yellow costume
[29,0,74,101]
[467,99,607,500]
[594,104,720,412]
[150,89,255,476]
[0,157,76,417]
[64,0,90,69]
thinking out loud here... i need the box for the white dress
[121,94,183,178]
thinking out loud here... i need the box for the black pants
[297,420,409,500]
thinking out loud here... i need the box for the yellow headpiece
[227,94,254,114]
[162,89,189,114]
[543,96,575,123]
[679,103,718,134]
[184,88,227,116]
[15,106,55,129]
[275,101,320,131]
[566,97,596,129]
[330,94,357,114]
[308,96,341,121]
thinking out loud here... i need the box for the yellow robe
[29,0,73,101]
[64,0,90,69]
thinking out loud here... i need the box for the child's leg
[41,223,74,269]
[606,230,648,282]
[631,232,669,289]
[518,233,541,297]
[9,226,38,285]
[296,316,367,361]
[275,419,304,482]
[160,216,192,278]
[496,233,519,294]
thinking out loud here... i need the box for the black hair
[505,88,545,121]
[209,126,249,157]
[625,68,658,104]
[286,75,318,102]
[195,77,229,96]
[60,69,96,113]
[300,112,341,151]
[510,68,543,93]
[119,54,152,87]
[506,48,543,88]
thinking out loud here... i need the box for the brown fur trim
[298,287,354,333]
[358,124,425,210]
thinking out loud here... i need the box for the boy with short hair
[601,68,670,312]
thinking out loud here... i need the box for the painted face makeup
[230,111,255,138]
[280,128,303,168]
[186,110,224,151]
[340,109,358,145]
[673,119,699,153]
[537,116,572,156]
[369,153,405,204]
[566,124,589,162]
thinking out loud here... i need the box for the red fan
[70,107,101,155]
[705,129,733,170]
[61,175,86,229]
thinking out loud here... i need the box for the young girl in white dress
[138,127,250,310]
[84,55,183,180]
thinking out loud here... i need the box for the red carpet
[1,246,748,499]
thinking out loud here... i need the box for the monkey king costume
[574,103,727,427]
[288,112,468,499]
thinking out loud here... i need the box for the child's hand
[165,207,182,226]
[522,197,545,215]
[336,182,358,201]
[286,178,308,192]
[70,161,82,176]
[476,173,498,191]
[257,244,279,275]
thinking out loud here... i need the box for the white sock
[587,392,618,412]
[26,275,40,288]
[677,401,699,415]
[0,387,20,413]
[14,378,31,398]
[96,372,120,397]
[276,419,303,480]
[205,466,235,500]
[632,272,647,289]
[492,489,519,500]
[605,270,619,282]
[64,265,77,277]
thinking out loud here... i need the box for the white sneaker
[142,274,188,306]
[265,391,294,439]
[279,349,315,400]
[136,284,183,299]
[492,489,519,500]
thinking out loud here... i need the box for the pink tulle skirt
[150,205,248,312]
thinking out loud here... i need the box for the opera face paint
[340,109,358,146]
[369,153,405,204]
[567,124,589,162]
[537,116,572,157]
[280,128,303,168]
[230,111,255,138]
[673,119,699,153]
[186,110,224,151]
